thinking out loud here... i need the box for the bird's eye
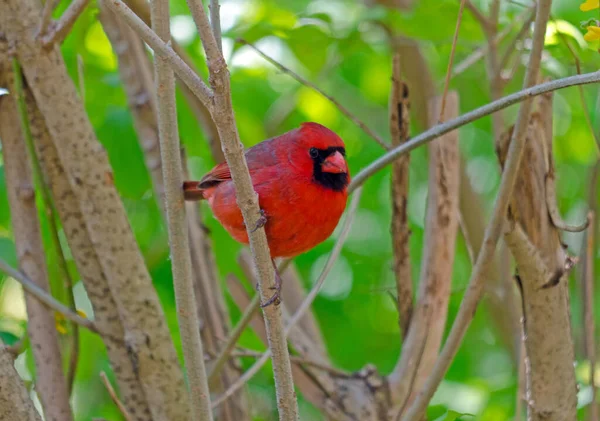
[309,147,319,158]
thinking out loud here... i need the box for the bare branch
[103,0,214,109]
[150,0,213,419]
[0,57,74,421]
[400,2,554,419]
[41,0,90,47]
[348,71,600,193]
[212,188,362,410]
[183,0,301,418]
[545,172,590,232]
[238,39,390,150]
[0,0,193,417]
[98,5,165,210]
[438,0,466,123]
[0,258,98,333]
[208,294,260,385]
[100,372,134,421]
[389,53,413,337]
[38,0,58,37]
[209,0,222,52]
[390,93,460,416]
[0,346,42,421]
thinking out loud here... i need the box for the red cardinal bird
[183,122,350,306]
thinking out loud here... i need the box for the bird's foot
[250,209,267,233]
[260,263,282,308]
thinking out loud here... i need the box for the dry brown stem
[389,53,413,337]
[390,93,460,416]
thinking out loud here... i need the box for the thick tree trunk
[0,1,191,419]
[0,64,74,421]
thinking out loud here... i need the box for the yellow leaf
[581,0,600,11]
[584,26,600,41]
[76,309,87,318]
[579,0,600,12]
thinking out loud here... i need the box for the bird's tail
[182,181,206,201]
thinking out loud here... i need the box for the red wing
[198,162,231,188]
[198,138,281,189]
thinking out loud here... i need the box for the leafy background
[0,0,599,419]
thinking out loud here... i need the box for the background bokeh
[1,0,599,419]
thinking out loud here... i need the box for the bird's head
[295,122,350,192]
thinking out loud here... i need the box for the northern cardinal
[183,122,350,306]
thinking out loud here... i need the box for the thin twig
[0,258,97,333]
[400,1,553,419]
[41,0,90,47]
[348,71,600,193]
[103,0,214,109]
[100,372,134,421]
[498,10,535,75]
[150,0,213,419]
[583,211,598,421]
[209,0,222,52]
[545,172,590,232]
[438,0,467,123]
[212,187,362,409]
[464,0,490,29]
[237,39,390,150]
[184,0,299,418]
[228,349,351,379]
[208,294,260,384]
[38,0,58,37]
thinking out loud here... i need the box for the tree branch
[390,93,460,416]
[348,71,600,193]
[212,188,362,410]
[0,58,74,421]
[103,0,214,109]
[238,39,390,150]
[41,0,90,47]
[150,0,213,419]
[0,258,98,333]
[0,346,42,421]
[399,2,554,418]
[100,372,134,421]
[209,0,222,52]
[182,0,301,418]
[389,53,413,337]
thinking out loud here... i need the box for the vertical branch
[400,2,555,419]
[583,210,597,421]
[209,0,222,52]
[389,53,413,337]
[0,58,74,421]
[150,0,213,420]
[0,1,193,419]
[0,346,43,421]
[98,5,165,211]
[24,71,152,420]
[389,93,460,415]
[184,0,299,419]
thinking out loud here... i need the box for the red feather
[183,122,350,258]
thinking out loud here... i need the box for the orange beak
[321,151,347,174]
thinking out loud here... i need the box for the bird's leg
[250,209,268,233]
[260,259,282,308]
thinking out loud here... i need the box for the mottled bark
[23,77,152,421]
[389,93,460,415]
[0,346,42,421]
[0,57,73,421]
[0,1,191,419]
[389,53,412,337]
[498,98,577,420]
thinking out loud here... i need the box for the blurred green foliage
[1,0,599,419]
